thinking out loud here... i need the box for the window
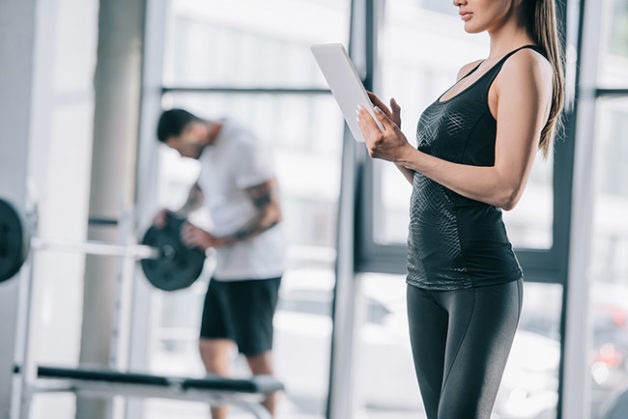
[146,1,351,417]
[587,97,628,419]
[597,0,628,88]
[163,0,349,88]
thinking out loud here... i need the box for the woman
[356,0,564,417]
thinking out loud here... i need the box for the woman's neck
[487,15,535,59]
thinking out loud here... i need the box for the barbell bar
[0,197,206,291]
[30,238,162,259]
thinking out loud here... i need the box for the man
[154,108,284,419]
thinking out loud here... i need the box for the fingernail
[374,106,382,114]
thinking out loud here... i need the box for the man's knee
[199,338,233,372]
[245,350,274,375]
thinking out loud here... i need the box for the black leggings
[406,278,523,419]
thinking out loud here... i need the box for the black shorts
[200,276,282,356]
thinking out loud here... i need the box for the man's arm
[153,181,204,228]
[221,178,282,245]
[177,181,204,216]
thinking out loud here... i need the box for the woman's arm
[394,163,415,184]
[367,59,482,187]
[357,50,552,210]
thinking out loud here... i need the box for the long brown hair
[524,0,565,158]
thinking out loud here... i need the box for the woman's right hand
[367,92,401,128]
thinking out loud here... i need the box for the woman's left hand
[356,104,413,162]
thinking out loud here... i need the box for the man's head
[157,108,210,158]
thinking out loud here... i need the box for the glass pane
[373,159,412,244]
[497,282,562,419]
[588,97,628,419]
[598,0,628,88]
[502,153,553,249]
[163,0,350,88]
[353,274,562,419]
[372,0,553,249]
[146,94,344,418]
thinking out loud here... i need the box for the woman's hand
[356,103,414,163]
[367,92,401,128]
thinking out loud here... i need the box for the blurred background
[0,0,627,418]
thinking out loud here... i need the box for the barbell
[0,198,206,291]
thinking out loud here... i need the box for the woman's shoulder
[501,46,552,75]
[498,47,553,93]
[455,59,484,82]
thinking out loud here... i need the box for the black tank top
[406,44,545,290]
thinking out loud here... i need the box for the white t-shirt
[197,119,285,281]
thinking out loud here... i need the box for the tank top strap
[459,60,484,81]
[503,44,544,60]
[482,44,544,94]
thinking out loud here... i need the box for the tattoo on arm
[178,182,204,215]
[225,179,282,244]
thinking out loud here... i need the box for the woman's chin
[463,22,484,34]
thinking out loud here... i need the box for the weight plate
[140,214,205,291]
[0,198,30,282]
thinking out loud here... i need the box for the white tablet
[311,43,383,143]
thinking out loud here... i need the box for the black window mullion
[161,86,332,95]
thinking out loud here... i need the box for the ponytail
[525,0,565,159]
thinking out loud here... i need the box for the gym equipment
[30,364,283,419]
[0,197,205,291]
[141,214,205,291]
[0,199,30,282]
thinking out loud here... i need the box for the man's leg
[228,277,282,417]
[245,351,280,417]
[199,279,237,419]
[199,338,236,419]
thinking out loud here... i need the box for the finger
[180,226,194,242]
[370,105,397,132]
[367,92,392,117]
[153,211,165,224]
[390,98,401,126]
[356,105,383,142]
[390,97,401,114]
[182,233,200,247]
[181,235,193,246]
[183,222,200,233]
